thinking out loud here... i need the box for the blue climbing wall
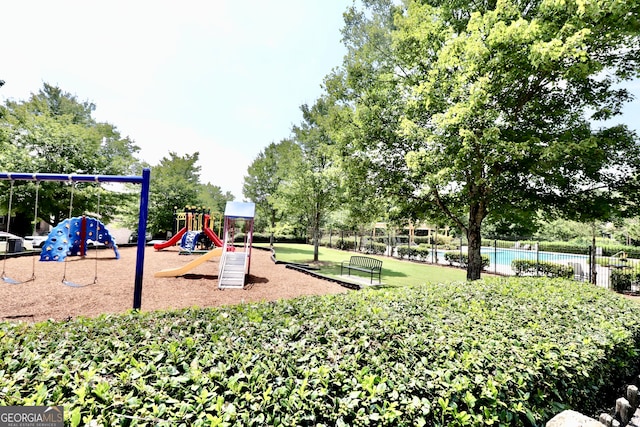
[40,216,120,262]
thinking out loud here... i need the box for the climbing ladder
[218,251,247,289]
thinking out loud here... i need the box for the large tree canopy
[243,139,302,244]
[334,0,640,279]
[145,152,202,236]
[0,83,140,230]
[278,98,344,261]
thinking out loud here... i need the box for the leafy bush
[2,279,640,426]
[396,245,429,260]
[444,251,490,269]
[598,245,640,258]
[610,270,640,293]
[512,259,574,279]
[415,244,430,259]
[362,241,387,255]
[396,246,412,259]
[251,233,305,244]
[335,239,356,251]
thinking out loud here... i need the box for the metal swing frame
[0,170,151,309]
[60,182,101,288]
[1,180,39,284]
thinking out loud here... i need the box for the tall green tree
[243,139,301,244]
[277,98,344,261]
[145,152,201,236]
[0,83,140,231]
[337,0,640,279]
[198,183,234,216]
[328,0,439,234]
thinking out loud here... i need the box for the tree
[243,139,301,245]
[337,0,640,279]
[277,98,344,262]
[327,0,442,240]
[198,183,234,216]
[0,83,140,232]
[145,152,201,236]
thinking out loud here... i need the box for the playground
[0,171,348,323]
[0,245,349,323]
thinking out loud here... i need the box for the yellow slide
[154,247,223,277]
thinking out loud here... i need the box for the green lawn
[260,243,467,286]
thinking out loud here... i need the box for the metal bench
[340,255,382,284]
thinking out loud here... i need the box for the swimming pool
[433,247,588,274]
[483,247,587,265]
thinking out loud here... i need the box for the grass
[260,243,467,286]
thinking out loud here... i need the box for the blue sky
[0,0,351,199]
[1,1,639,200]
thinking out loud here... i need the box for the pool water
[481,247,588,268]
[434,248,588,269]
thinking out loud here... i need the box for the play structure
[153,207,224,252]
[40,216,119,262]
[0,170,151,309]
[155,201,256,289]
[218,201,255,289]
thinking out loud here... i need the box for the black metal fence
[480,240,639,293]
[320,230,640,293]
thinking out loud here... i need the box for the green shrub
[362,241,387,255]
[244,233,306,244]
[396,245,430,261]
[598,245,640,258]
[414,235,456,246]
[415,244,430,259]
[444,251,490,269]
[610,270,640,293]
[396,246,413,259]
[1,278,639,426]
[611,270,632,292]
[512,259,574,279]
[335,239,356,251]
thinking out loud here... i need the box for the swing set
[0,169,151,310]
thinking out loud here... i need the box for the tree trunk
[269,211,276,247]
[467,202,486,280]
[591,222,597,284]
[313,208,321,262]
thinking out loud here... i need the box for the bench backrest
[349,256,382,270]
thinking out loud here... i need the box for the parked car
[128,230,153,244]
[0,232,25,252]
[23,235,48,250]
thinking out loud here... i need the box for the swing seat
[2,274,35,285]
[62,279,95,288]
[2,276,21,285]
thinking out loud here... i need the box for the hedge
[396,245,430,260]
[362,242,387,255]
[610,270,640,293]
[444,251,490,269]
[239,233,306,244]
[2,279,640,426]
[511,259,574,279]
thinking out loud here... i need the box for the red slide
[203,227,224,247]
[153,227,187,250]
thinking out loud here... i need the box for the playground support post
[0,169,151,310]
[133,168,150,309]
